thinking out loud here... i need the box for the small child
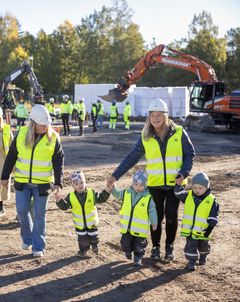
[56,171,110,257]
[109,169,158,266]
[174,172,219,271]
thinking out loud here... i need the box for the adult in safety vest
[60,94,73,136]
[96,99,104,129]
[78,98,86,136]
[0,107,13,216]
[107,98,195,262]
[91,102,98,132]
[1,104,64,258]
[14,100,28,129]
[123,101,131,130]
[109,101,118,129]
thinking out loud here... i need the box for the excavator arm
[0,61,44,110]
[100,44,218,102]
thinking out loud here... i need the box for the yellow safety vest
[120,190,151,238]
[61,101,72,114]
[181,190,215,240]
[78,103,86,120]
[2,124,11,155]
[110,105,117,118]
[15,126,57,184]
[142,125,186,186]
[123,104,131,117]
[69,189,98,230]
[98,103,104,115]
[45,103,54,114]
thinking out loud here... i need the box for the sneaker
[33,251,44,257]
[92,246,99,254]
[199,256,207,266]
[151,246,160,260]
[77,250,87,258]
[133,259,142,266]
[165,244,175,261]
[0,202,5,217]
[22,243,31,250]
[125,252,132,260]
[187,261,196,271]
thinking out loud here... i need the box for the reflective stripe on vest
[180,190,215,240]
[70,188,98,230]
[142,125,184,186]
[2,124,11,155]
[120,190,151,238]
[15,126,56,184]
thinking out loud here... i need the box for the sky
[1,0,239,45]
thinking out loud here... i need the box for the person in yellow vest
[56,170,111,257]
[123,101,131,130]
[97,99,104,129]
[60,95,73,136]
[78,98,86,136]
[109,101,118,129]
[174,172,219,271]
[0,107,13,216]
[14,100,28,129]
[108,170,157,266]
[91,102,98,133]
[107,99,195,261]
[1,104,64,257]
[45,98,56,117]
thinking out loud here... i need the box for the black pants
[78,118,84,136]
[184,237,211,261]
[120,232,147,258]
[92,117,97,132]
[17,117,26,126]
[77,227,99,252]
[61,113,70,135]
[148,187,180,247]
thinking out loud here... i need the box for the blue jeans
[97,115,103,129]
[16,183,49,252]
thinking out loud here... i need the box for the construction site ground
[0,121,240,302]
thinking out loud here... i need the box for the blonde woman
[0,107,13,216]
[107,99,195,262]
[1,105,64,257]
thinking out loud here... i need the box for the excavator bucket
[99,87,128,102]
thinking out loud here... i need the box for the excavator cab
[189,81,225,112]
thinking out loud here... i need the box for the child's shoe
[92,245,99,254]
[77,250,87,258]
[199,256,207,266]
[187,261,196,271]
[125,252,132,260]
[0,201,5,217]
[134,259,142,266]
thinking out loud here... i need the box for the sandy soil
[0,122,240,302]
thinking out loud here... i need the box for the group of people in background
[0,98,219,272]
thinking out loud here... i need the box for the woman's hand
[1,179,9,188]
[107,176,116,187]
[52,185,61,199]
[175,174,184,185]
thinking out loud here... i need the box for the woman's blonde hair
[25,121,58,148]
[142,112,175,141]
[0,116,4,129]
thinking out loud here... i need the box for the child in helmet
[174,172,219,271]
[56,171,111,257]
[107,169,158,266]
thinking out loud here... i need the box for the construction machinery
[100,44,240,130]
[0,60,44,112]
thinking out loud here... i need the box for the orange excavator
[100,44,240,130]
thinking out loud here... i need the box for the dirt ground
[0,121,240,302]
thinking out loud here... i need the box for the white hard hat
[0,107,3,117]
[148,99,168,113]
[79,97,84,102]
[63,94,69,99]
[49,97,54,103]
[29,104,52,125]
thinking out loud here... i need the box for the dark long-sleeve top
[112,125,195,190]
[174,185,219,235]
[56,188,110,211]
[1,132,64,187]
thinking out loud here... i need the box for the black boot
[0,201,5,216]
[165,244,175,261]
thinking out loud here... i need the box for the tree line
[0,0,239,98]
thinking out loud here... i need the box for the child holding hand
[56,170,110,257]
[108,169,158,266]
